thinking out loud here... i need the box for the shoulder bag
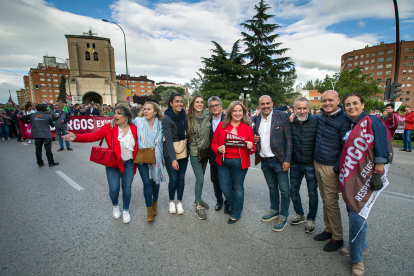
[134,118,159,164]
[90,129,118,168]
[193,118,210,162]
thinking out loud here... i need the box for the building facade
[116,74,155,96]
[341,40,414,105]
[155,81,184,89]
[65,32,126,105]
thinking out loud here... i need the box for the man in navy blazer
[252,95,292,232]
[208,96,230,213]
[85,103,100,116]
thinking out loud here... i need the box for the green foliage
[58,75,67,103]
[363,98,384,113]
[317,67,383,100]
[161,88,180,105]
[150,85,185,103]
[303,80,314,90]
[221,99,231,109]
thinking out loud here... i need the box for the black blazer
[209,112,225,164]
[86,107,99,116]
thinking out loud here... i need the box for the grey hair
[208,96,222,107]
[110,106,133,128]
[259,95,272,103]
[293,97,310,110]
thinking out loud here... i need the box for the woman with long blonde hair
[211,101,255,224]
[187,95,211,220]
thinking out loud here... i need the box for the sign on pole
[126,89,131,97]
[126,96,131,102]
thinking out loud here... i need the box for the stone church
[65,30,126,105]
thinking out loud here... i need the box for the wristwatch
[73,134,77,141]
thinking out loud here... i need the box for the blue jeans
[290,163,319,221]
[0,123,10,138]
[105,160,134,210]
[261,157,290,218]
[218,158,247,220]
[56,129,70,149]
[347,206,368,263]
[403,129,412,150]
[137,164,160,207]
[165,156,188,201]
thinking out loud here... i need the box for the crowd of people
[1,90,410,276]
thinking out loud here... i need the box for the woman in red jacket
[211,101,256,224]
[62,106,138,224]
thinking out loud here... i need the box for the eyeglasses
[209,104,221,108]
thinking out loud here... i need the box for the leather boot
[152,201,158,216]
[147,207,154,222]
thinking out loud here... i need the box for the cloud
[358,21,366,27]
[405,34,411,40]
[0,70,23,103]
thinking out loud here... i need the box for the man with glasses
[53,104,73,151]
[208,96,230,214]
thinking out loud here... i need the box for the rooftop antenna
[83,27,97,36]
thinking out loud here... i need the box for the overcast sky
[1,0,413,103]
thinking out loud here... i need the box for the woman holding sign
[62,106,138,224]
[211,101,256,224]
[339,93,391,276]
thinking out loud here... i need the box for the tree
[161,88,180,105]
[150,85,185,103]
[58,75,67,103]
[185,77,202,95]
[317,67,383,100]
[314,79,323,90]
[303,80,314,90]
[240,0,295,104]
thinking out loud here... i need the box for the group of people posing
[56,90,390,276]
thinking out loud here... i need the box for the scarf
[165,108,187,140]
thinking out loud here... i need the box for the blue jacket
[252,109,292,165]
[346,112,389,164]
[314,106,352,171]
[291,114,318,165]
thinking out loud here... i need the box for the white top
[118,127,135,161]
[258,110,275,158]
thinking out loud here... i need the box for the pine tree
[240,0,295,103]
[58,75,67,103]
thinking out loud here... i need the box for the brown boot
[152,201,158,216]
[147,207,154,222]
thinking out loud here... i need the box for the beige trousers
[314,160,343,240]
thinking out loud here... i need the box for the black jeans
[35,138,55,165]
[210,163,228,206]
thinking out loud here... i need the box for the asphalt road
[1,138,413,276]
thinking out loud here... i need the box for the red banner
[395,115,406,134]
[19,116,113,139]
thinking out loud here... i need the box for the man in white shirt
[252,95,292,232]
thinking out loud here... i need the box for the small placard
[224,130,246,147]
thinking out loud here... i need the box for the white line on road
[22,142,28,146]
[55,171,84,191]
[382,190,414,201]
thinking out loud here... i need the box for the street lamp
[239,92,251,108]
[56,57,71,96]
[102,19,129,89]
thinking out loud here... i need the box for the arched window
[87,43,90,48]
[92,43,95,49]
[93,52,98,61]
[85,52,90,60]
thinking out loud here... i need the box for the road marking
[22,142,28,146]
[382,190,414,201]
[55,171,84,191]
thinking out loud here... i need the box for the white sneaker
[1,138,4,141]
[113,205,121,219]
[6,138,10,140]
[28,139,31,143]
[122,210,131,223]
[177,202,184,215]
[169,202,176,214]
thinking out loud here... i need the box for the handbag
[193,126,210,162]
[133,118,159,164]
[174,139,187,160]
[25,123,33,138]
[90,130,118,168]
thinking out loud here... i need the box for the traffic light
[384,79,391,100]
[35,85,39,90]
[391,82,402,98]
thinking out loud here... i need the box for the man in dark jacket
[12,105,24,142]
[252,95,292,232]
[53,104,72,151]
[85,103,99,116]
[384,103,399,136]
[208,96,229,213]
[289,97,319,234]
[313,90,351,252]
[19,104,59,167]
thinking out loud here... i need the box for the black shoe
[49,162,59,167]
[407,149,412,152]
[38,163,45,168]
[67,148,73,151]
[215,204,223,211]
[314,231,332,241]
[228,218,238,224]
[323,239,344,252]
[57,148,64,152]
[399,149,406,151]
[224,205,232,215]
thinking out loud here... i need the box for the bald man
[313,90,351,252]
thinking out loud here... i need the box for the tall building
[65,30,126,105]
[341,40,414,104]
[26,56,69,104]
[155,81,184,89]
[116,74,155,96]
[16,89,27,105]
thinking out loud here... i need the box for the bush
[222,99,231,109]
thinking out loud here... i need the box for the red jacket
[384,111,399,136]
[211,122,256,169]
[405,112,414,130]
[75,123,138,174]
